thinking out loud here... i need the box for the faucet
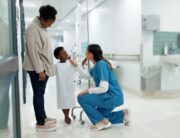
[170,42,177,50]
[164,43,169,56]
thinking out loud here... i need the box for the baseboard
[122,86,180,98]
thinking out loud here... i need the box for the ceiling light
[23,3,35,8]
[81,7,87,12]
[66,20,70,23]
[25,18,33,22]
[58,27,62,30]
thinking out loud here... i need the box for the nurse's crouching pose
[76,44,129,131]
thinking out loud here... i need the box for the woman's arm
[76,66,91,79]
[88,81,109,94]
[78,81,109,96]
[82,58,88,66]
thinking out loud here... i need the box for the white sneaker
[36,123,56,132]
[123,109,130,126]
[91,121,111,131]
[45,117,56,124]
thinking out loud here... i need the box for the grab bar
[104,53,140,61]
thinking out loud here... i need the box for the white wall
[63,30,76,54]
[142,0,180,90]
[87,0,142,91]
[142,0,180,32]
[77,15,88,47]
[51,30,75,53]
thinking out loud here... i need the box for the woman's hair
[54,46,63,59]
[39,5,57,21]
[87,44,112,70]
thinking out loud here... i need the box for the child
[53,46,89,124]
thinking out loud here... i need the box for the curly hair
[54,47,63,59]
[39,5,57,21]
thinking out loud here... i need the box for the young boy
[54,46,89,124]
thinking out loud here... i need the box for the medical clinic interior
[0,0,180,138]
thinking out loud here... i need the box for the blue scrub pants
[77,92,124,124]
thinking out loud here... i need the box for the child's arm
[69,59,78,67]
[76,66,91,79]
[69,59,91,79]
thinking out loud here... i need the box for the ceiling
[23,0,106,36]
[24,0,78,29]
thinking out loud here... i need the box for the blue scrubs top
[89,60,123,97]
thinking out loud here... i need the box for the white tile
[20,76,180,138]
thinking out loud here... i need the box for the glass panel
[153,31,180,55]
[0,81,14,138]
[0,0,13,58]
[76,0,90,89]
[0,0,19,138]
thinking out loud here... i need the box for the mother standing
[78,44,129,131]
[23,5,57,131]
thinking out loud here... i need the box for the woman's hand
[38,71,46,81]
[78,89,89,96]
[82,58,88,66]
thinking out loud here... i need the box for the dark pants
[28,71,49,125]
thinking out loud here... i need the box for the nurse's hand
[82,58,88,66]
[78,89,89,96]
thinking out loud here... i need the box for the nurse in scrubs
[77,44,129,131]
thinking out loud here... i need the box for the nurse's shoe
[91,119,111,131]
[123,109,130,126]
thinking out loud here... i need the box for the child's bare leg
[62,109,71,124]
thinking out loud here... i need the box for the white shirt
[76,65,109,94]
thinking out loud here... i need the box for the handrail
[104,53,140,61]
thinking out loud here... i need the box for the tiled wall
[153,31,180,55]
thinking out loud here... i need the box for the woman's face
[85,49,93,60]
[59,49,68,61]
[41,19,54,28]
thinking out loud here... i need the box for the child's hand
[69,59,78,67]
[78,89,89,96]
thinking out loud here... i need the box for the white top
[76,65,109,94]
[55,60,77,109]
[88,81,109,94]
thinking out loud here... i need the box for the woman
[23,5,57,131]
[77,44,129,131]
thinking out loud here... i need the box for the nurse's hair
[39,5,57,21]
[54,46,64,59]
[87,44,112,70]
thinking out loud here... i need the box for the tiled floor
[1,76,180,138]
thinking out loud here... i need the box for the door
[0,0,21,137]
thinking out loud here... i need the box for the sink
[161,55,180,65]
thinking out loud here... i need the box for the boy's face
[58,49,68,61]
